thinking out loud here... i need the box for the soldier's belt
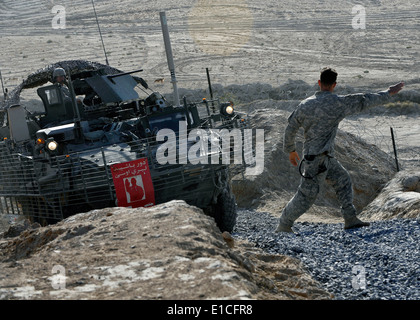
[299,151,332,179]
[303,151,330,161]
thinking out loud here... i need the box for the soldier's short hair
[320,67,338,85]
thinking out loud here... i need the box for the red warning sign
[110,158,155,208]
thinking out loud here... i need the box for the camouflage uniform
[52,68,71,101]
[59,84,71,101]
[279,90,391,229]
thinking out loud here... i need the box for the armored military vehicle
[0,11,254,232]
[0,59,250,232]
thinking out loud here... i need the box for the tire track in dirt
[0,0,419,93]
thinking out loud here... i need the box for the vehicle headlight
[47,140,58,151]
[220,102,235,116]
[225,105,234,115]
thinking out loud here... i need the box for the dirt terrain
[0,0,419,91]
[0,201,332,300]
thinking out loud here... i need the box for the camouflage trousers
[280,155,357,227]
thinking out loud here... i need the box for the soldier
[52,67,71,100]
[276,67,404,233]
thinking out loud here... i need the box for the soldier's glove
[289,151,300,167]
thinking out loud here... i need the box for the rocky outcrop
[0,200,331,300]
[361,170,420,220]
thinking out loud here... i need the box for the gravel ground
[233,209,420,300]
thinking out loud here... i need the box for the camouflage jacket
[58,84,71,102]
[283,90,390,156]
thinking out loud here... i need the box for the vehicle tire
[17,196,37,219]
[214,187,237,233]
[18,196,60,225]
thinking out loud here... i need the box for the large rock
[360,170,420,220]
[232,101,396,217]
[0,200,331,300]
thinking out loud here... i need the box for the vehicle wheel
[17,196,37,219]
[17,196,60,226]
[214,187,237,233]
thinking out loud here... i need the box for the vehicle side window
[45,87,61,105]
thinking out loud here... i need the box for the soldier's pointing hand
[388,82,404,95]
[289,151,300,167]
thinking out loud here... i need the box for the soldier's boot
[344,216,370,230]
[275,216,295,233]
[275,222,294,233]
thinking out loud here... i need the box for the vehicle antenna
[0,68,6,103]
[91,0,109,66]
[206,67,215,111]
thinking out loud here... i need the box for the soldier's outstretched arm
[340,81,405,118]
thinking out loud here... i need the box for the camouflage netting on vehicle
[4,60,144,108]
